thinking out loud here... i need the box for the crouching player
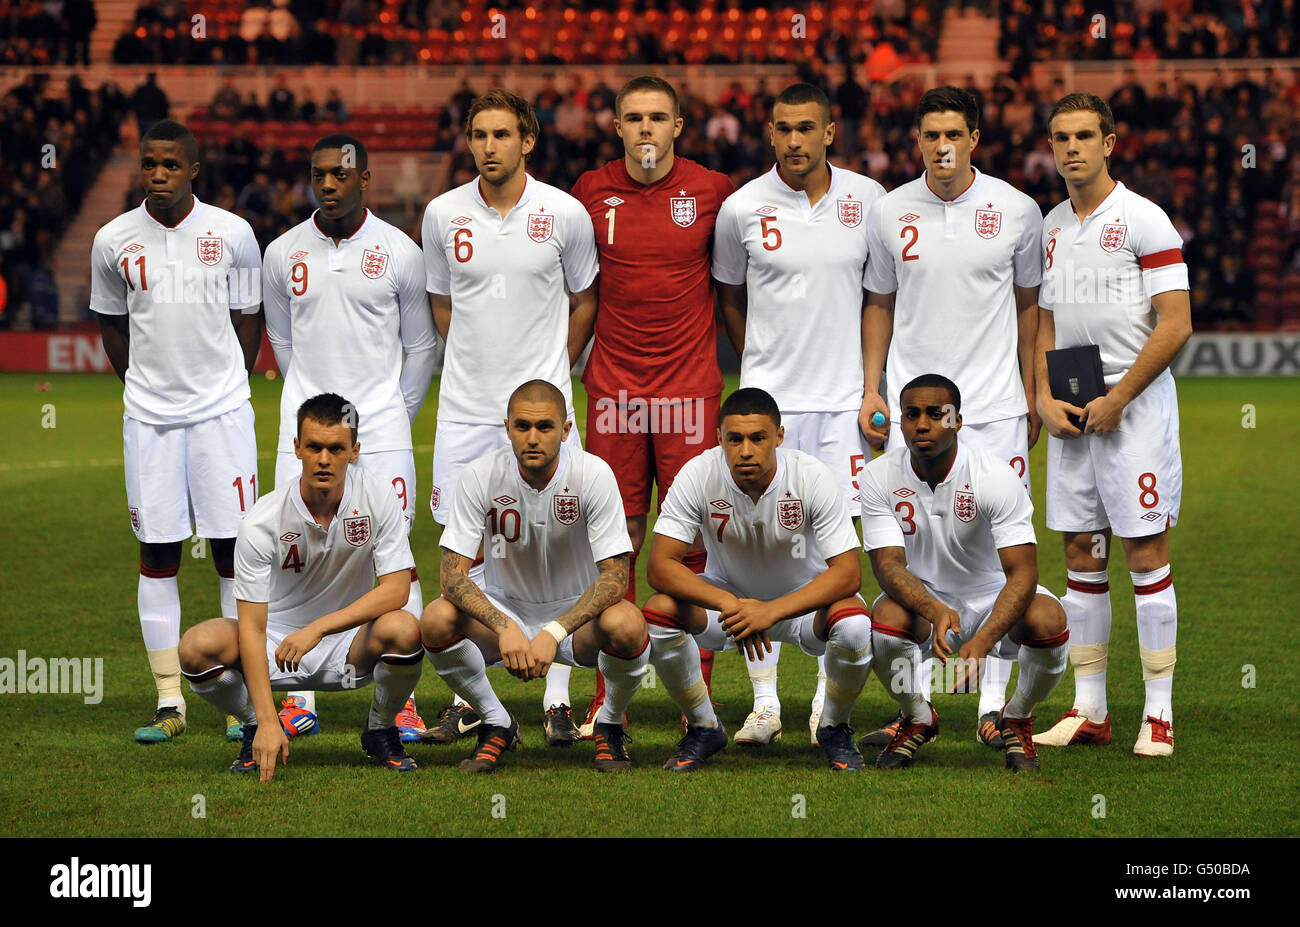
[644,388,874,771]
[179,394,424,780]
[860,375,1068,771]
[420,380,649,773]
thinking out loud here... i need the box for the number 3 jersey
[439,444,632,606]
[233,469,414,630]
[655,447,861,600]
[859,441,1037,600]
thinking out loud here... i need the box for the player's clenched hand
[1080,392,1125,435]
[497,624,536,680]
[275,626,324,673]
[949,637,992,694]
[528,632,558,680]
[1036,394,1083,440]
[859,393,890,448]
[253,724,290,784]
[929,605,962,662]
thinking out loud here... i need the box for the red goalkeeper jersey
[572,156,734,400]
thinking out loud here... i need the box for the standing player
[263,134,437,742]
[1033,94,1191,757]
[91,119,263,744]
[178,394,424,780]
[570,75,734,738]
[420,381,649,773]
[712,83,885,746]
[860,375,1069,772]
[643,388,875,771]
[421,89,598,745]
[859,85,1043,749]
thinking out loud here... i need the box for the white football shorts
[123,402,257,543]
[1046,373,1181,538]
[264,621,370,691]
[479,591,586,667]
[873,581,1060,660]
[781,409,874,508]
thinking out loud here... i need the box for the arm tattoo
[981,572,1035,645]
[553,555,630,636]
[439,550,511,634]
[873,553,945,621]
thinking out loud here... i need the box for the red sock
[624,550,638,604]
[699,647,714,694]
[593,670,606,704]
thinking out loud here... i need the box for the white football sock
[218,576,236,619]
[403,570,424,621]
[187,666,254,724]
[138,573,180,651]
[820,608,872,727]
[871,624,929,722]
[427,638,509,727]
[1004,636,1069,719]
[813,652,827,702]
[646,615,717,728]
[369,652,423,730]
[977,654,1014,715]
[544,662,572,710]
[595,637,649,724]
[1133,565,1177,722]
[1064,568,1112,719]
[745,640,780,712]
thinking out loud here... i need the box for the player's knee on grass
[140,541,182,573]
[178,617,239,674]
[209,537,235,575]
[1018,594,1067,642]
[597,600,648,655]
[419,597,461,649]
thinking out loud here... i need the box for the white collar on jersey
[138,194,200,230]
[722,446,788,500]
[513,441,570,495]
[471,172,534,213]
[308,207,373,242]
[907,440,968,489]
[919,166,982,204]
[290,468,357,527]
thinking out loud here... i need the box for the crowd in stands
[0,73,129,328]
[0,0,97,66]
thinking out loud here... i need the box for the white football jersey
[233,468,414,630]
[422,174,598,425]
[859,441,1036,599]
[90,196,261,426]
[440,444,631,606]
[263,209,435,454]
[655,447,861,601]
[1040,181,1188,387]
[712,164,885,413]
[862,169,1042,424]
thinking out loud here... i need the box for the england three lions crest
[527,213,554,243]
[837,199,862,228]
[1100,223,1128,252]
[953,491,977,523]
[777,498,804,531]
[197,236,223,266]
[343,515,371,547]
[974,209,1001,239]
[553,494,580,526]
[670,196,696,228]
[362,248,389,279]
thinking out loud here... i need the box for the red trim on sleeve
[1139,248,1183,270]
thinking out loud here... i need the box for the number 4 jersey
[233,469,415,630]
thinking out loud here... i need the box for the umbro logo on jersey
[603,196,625,207]
[755,205,777,216]
[709,499,733,510]
[1140,511,1163,522]
[1048,227,1061,237]
[289,250,309,261]
[451,216,472,226]
[280,532,301,542]
[123,242,144,253]
[494,495,517,506]
[892,488,916,498]
[898,213,920,222]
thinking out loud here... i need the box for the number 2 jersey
[233,469,414,630]
[655,446,861,600]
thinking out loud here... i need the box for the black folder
[1046,344,1106,430]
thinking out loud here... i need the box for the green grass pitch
[1,372,1297,837]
